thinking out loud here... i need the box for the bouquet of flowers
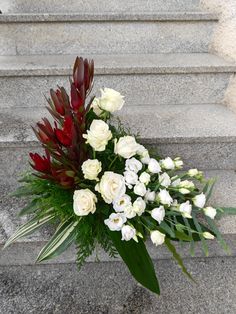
[4,57,235,294]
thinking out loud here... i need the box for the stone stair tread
[0,53,235,77]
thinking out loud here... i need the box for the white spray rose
[137,145,150,164]
[151,206,165,224]
[91,97,103,116]
[148,158,161,174]
[123,204,137,219]
[134,182,147,197]
[99,88,124,112]
[104,213,127,231]
[113,194,132,212]
[73,189,97,216]
[83,120,112,151]
[125,157,142,173]
[124,170,139,188]
[145,189,156,202]
[121,225,136,241]
[114,136,139,159]
[133,197,146,216]
[159,172,171,188]
[160,157,175,170]
[96,171,126,204]
[203,232,215,240]
[179,201,192,218]
[203,207,217,219]
[193,193,206,208]
[150,230,165,246]
[157,189,173,206]
[139,172,151,185]
[81,159,102,181]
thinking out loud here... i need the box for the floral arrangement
[4,57,235,295]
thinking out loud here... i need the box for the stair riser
[0,73,231,108]
[1,0,201,13]
[0,20,215,55]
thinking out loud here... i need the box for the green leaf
[174,230,193,242]
[37,217,80,262]
[109,231,160,294]
[3,212,56,248]
[215,207,236,220]
[192,213,209,256]
[18,199,41,216]
[159,221,175,238]
[203,178,216,202]
[165,238,196,282]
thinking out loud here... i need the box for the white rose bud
[151,206,165,224]
[148,158,161,174]
[104,213,127,231]
[83,120,112,152]
[133,197,146,216]
[125,157,142,173]
[145,189,156,202]
[137,145,150,164]
[203,232,215,240]
[179,180,195,189]
[150,230,165,246]
[157,189,173,206]
[193,193,206,208]
[114,136,139,159]
[124,170,139,187]
[121,225,136,241]
[159,172,171,188]
[203,207,217,219]
[134,182,147,197]
[96,171,126,204]
[91,97,103,116]
[179,201,192,218]
[81,159,102,181]
[99,88,124,112]
[160,157,175,170]
[73,189,97,216]
[139,172,151,185]
[113,194,132,212]
[171,178,181,187]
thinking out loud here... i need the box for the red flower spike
[55,116,73,147]
[29,152,51,173]
[50,89,65,116]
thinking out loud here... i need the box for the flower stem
[108,155,118,170]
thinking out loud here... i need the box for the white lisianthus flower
[151,206,165,224]
[83,120,112,151]
[139,172,151,185]
[113,194,132,212]
[104,213,127,231]
[150,230,165,246]
[193,193,206,208]
[91,97,103,116]
[203,232,215,240]
[160,157,175,170]
[171,178,181,187]
[137,145,150,164]
[148,158,161,174]
[125,157,142,173]
[145,189,156,202]
[99,88,124,112]
[114,136,139,159]
[174,157,183,169]
[81,159,102,181]
[179,201,192,218]
[157,189,173,206]
[134,182,147,197]
[203,207,217,219]
[96,171,126,204]
[73,189,97,216]
[159,172,171,188]
[123,205,137,219]
[121,225,136,241]
[188,169,199,177]
[133,197,146,216]
[124,170,139,187]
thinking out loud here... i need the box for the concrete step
[0,53,235,108]
[1,0,203,14]
[0,13,217,55]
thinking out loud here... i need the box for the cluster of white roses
[73,88,217,246]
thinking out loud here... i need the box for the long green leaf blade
[192,213,209,256]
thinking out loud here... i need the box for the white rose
[203,207,217,219]
[157,189,173,206]
[148,158,161,174]
[125,157,142,173]
[159,172,171,188]
[96,171,126,204]
[99,88,124,112]
[150,230,165,246]
[81,159,102,181]
[83,120,112,151]
[104,213,127,231]
[123,204,137,219]
[73,189,97,216]
[124,170,139,188]
[137,145,150,164]
[113,194,132,212]
[139,172,151,185]
[203,232,215,240]
[121,225,136,241]
[134,182,147,197]
[160,157,175,170]
[174,157,183,169]
[151,206,165,224]
[193,193,206,208]
[114,136,139,159]
[91,97,103,116]
[179,201,192,218]
[145,189,156,202]
[133,197,146,216]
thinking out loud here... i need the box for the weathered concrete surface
[0,257,236,314]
